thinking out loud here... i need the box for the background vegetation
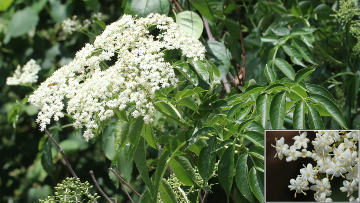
[0,0,359,202]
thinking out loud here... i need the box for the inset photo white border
[264,130,360,203]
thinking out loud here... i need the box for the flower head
[29,14,205,140]
[6,59,41,86]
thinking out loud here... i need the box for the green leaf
[179,97,199,112]
[143,124,156,149]
[295,68,315,83]
[84,0,100,11]
[206,41,232,78]
[290,84,307,99]
[218,145,235,199]
[307,103,324,129]
[159,179,177,203]
[7,7,39,38]
[241,132,264,148]
[134,138,154,194]
[261,36,278,44]
[274,58,296,80]
[169,156,198,186]
[32,0,47,13]
[59,137,88,153]
[309,94,348,128]
[153,149,170,199]
[0,0,13,11]
[271,27,290,36]
[292,38,317,65]
[198,136,216,182]
[305,83,336,102]
[282,44,305,67]
[154,101,182,121]
[174,62,199,86]
[49,0,68,23]
[236,153,254,202]
[125,0,170,17]
[41,139,53,175]
[188,127,216,147]
[102,125,116,160]
[293,100,305,129]
[264,64,277,83]
[140,189,153,203]
[191,60,210,83]
[128,117,144,145]
[189,0,214,22]
[249,152,264,161]
[270,91,287,129]
[176,11,204,39]
[111,146,133,186]
[256,93,270,128]
[249,167,264,203]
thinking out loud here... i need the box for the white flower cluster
[6,59,41,86]
[29,13,205,141]
[62,16,91,34]
[273,131,359,202]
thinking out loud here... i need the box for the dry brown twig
[109,168,141,198]
[44,129,78,178]
[90,170,114,203]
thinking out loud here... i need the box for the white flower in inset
[310,178,331,196]
[346,164,358,181]
[293,132,309,149]
[288,176,309,197]
[300,163,318,183]
[300,148,312,158]
[286,146,301,162]
[314,192,332,202]
[325,160,347,179]
[340,180,358,197]
[272,137,289,160]
[349,196,360,202]
[312,135,332,156]
[346,131,359,141]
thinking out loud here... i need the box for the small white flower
[312,135,332,156]
[286,146,301,162]
[300,149,312,158]
[272,137,289,160]
[310,178,331,196]
[300,163,318,183]
[314,192,332,202]
[340,180,358,197]
[288,176,309,197]
[293,132,309,149]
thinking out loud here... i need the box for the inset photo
[265,130,359,202]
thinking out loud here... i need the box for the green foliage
[176,11,204,39]
[39,177,100,202]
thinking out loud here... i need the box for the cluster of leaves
[1,0,359,203]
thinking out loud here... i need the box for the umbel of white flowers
[272,131,359,202]
[29,13,206,141]
[6,59,41,86]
